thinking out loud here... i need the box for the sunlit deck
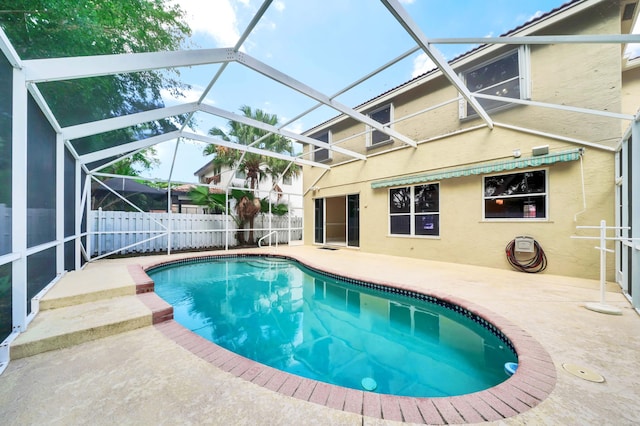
[1,246,638,425]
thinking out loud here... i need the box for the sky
[147,0,631,183]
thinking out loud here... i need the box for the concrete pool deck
[1,246,639,425]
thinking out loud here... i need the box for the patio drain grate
[562,363,605,383]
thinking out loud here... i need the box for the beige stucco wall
[303,2,633,280]
[305,127,615,280]
[622,66,640,122]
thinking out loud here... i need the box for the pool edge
[134,252,557,424]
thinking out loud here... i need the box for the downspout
[573,151,587,222]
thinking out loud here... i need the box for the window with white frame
[311,130,331,162]
[367,103,393,147]
[282,175,292,185]
[483,170,546,219]
[389,183,439,236]
[460,47,530,119]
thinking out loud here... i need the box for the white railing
[571,219,640,315]
[258,230,279,248]
[89,209,302,256]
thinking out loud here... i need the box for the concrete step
[39,262,139,310]
[11,260,173,359]
[11,295,153,359]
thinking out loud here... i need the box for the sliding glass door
[314,198,324,244]
[314,194,359,248]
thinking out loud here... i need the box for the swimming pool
[148,255,517,398]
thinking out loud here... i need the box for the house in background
[170,184,225,214]
[302,0,639,286]
[194,159,304,217]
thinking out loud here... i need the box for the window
[389,184,439,236]
[311,131,331,162]
[282,175,293,185]
[235,169,246,180]
[460,47,529,118]
[367,103,393,147]
[483,170,546,220]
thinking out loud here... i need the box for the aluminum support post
[11,69,27,332]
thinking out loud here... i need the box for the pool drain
[562,363,605,383]
[361,377,377,391]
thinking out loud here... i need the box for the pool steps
[10,263,172,359]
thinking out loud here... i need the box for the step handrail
[258,231,279,248]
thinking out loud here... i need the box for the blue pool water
[149,256,517,397]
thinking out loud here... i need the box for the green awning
[371,148,583,189]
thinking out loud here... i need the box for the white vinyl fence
[89,209,303,257]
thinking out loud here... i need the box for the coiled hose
[505,238,547,273]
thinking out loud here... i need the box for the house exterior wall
[622,66,640,127]
[195,163,304,216]
[303,1,634,280]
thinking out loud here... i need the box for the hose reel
[505,236,547,273]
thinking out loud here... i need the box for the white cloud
[411,52,436,78]
[513,10,543,28]
[516,10,543,26]
[161,87,206,105]
[174,0,240,47]
[529,10,544,22]
[281,121,304,135]
[273,1,285,12]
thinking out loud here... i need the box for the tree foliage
[188,186,227,214]
[99,149,161,177]
[0,54,12,207]
[204,105,301,191]
[0,0,192,171]
[203,106,300,244]
[259,198,288,216]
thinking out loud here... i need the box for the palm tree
[204,105,300,245]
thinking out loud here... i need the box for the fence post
[268,194,272,246]
[225,190,229,251]
[287,193,292,245]
[97,207,102,256]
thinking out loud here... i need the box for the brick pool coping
[132,253,557,424]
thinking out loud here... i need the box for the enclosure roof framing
[198,104,366,161]
[380,0,494,129]
[181,131,330,170]
[429,34,640,45]
[79,131,183,165]
[21,48,236,83]
[1,0,637,179]
[235,52,418,148]
[62,103,200,141]
[0,24,21,68]
[306,0,638,134]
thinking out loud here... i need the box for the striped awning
[371,148,583,189]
